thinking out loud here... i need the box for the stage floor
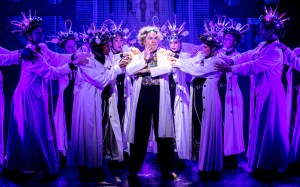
[1,153,300,187]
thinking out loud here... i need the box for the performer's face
[101,43,110,55]
[203,43,211,56]
[111,35,123,53]
[144,31,159,52]
[259,23,273,41]
[64,39,78,54]
[169,40,182,52]
[29,27,43,44]
[79,42,91,53]
[223,34,236,49]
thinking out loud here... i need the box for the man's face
[259,23,269,41]
[169,40,182,52]
[30,27,43,44]
[144,31,159,52]
[223,34,236,49]
[64,39,77,54]
[111,35,123,53]
[101,43,110,55]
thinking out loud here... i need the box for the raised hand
[119,56,132,68]
[158,48,174,56]
[131,47,141,55]
[134,66,150,76]
[73,57,89,65]
[74,52,92,60]
[217,53,233,65]
[214,62,232,72]
[122,52,133,60]
[144,45,152,61]
[167,56,177,67]
[20,48,39,62]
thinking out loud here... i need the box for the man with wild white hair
[126,26,177,180]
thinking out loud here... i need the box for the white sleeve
[79,59,121,88]
[126,54,147,76]
[231,48,282,75]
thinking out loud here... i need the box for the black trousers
[218,72,227,120]
[129,85,174,174]
[191,77,206,160]
[63,78,75,142]
[117,74,125,124]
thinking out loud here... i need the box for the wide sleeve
[284,48,300,71]
[231,42,266,65]
[0,53,19,66]
[107,54,126,74]
[175,54,221,78]
[0,46,14,54]
[231,48,282,76]
[231,49,255,65]
[79,59,122,89]
[149,53,172,77]
[0,46,19,66]
[126,54,147,76]
[24,55,72,79]
[40,43,72,67]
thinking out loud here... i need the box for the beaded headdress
[259,1,290,29]
[223,19,249,36]
[199,15,226,47]
[78,23,110,46]
[102,19,136,46]
[161,15,189,42]
[46,20,79,48]
[11,9,42,35]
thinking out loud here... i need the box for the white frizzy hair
[137,26,163,46]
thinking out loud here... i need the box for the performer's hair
[137,26,163,46]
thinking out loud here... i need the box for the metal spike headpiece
[199,15,226,47]
[259,1,290,29]
[46,20,79,48]
[161,15,189,42]
[11,9,42,35]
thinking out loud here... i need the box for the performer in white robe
[160,19,192,163]
[3,11,89,180]
[289,47,300,173]
[220,19,250,167]
[101,19,136,163]
[0,47,20,166]
[283,46,300,173]
[215,7,290,175]
[170,19,225,179]
[68,28,130,182]
[46,20,80,167]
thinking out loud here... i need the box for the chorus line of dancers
[0,3,300,183]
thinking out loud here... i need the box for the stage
[1,152,300,187]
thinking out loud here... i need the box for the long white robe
[172,52,192,160]
[102,52,124,161]
[54,75,69,156]
[285,47,300,164]
[186,52,205,160]
[123,71,133,153]
[68,56,122,168]
[231,40,289,170]
[0,47,19,166]
[126,51,174,144]
[146,52,193,156]
[175,54,224,171]
[223,50,245,156]
[4,43,72,175]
